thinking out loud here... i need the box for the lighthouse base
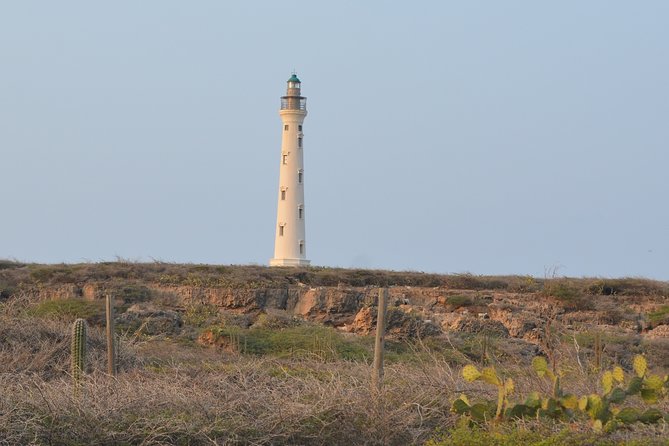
[269,258,311,267]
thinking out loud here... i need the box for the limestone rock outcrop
[17,280,669,345]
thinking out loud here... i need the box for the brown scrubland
[1,261,668,445]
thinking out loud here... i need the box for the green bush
[115,284,152,303]
[28,265,77,283]
[427,425,561,446]
[0,260,24,270]
[206,325,371,362]
[426,424,659,446]
[0,281,15,299]
[648,306,669,327]
[543,280,594,310]
[587,278,669,297]
[28,298,104,321]
[446,295,474,308]
[252,312,302,329]
[183,304,221,327]
[445,274,508,290]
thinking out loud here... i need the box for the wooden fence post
[105,294,117,376]
[372,287,389,392]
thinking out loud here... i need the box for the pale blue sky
[1,1,667,279]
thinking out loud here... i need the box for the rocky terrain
[3,261,668,361]
[2,261,669,445]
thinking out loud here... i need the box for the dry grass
[1,260,666,296]
[0,294,460,445]
[10,348,667,446]
[2,334,668,445]
[1,353,458,445]
[2,278,669,445]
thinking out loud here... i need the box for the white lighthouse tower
[270,74,310,267]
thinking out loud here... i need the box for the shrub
[0,281,15,299]
[183,303,221,327]
[3,262,666,296]
[446,295,474,309]
[115,284,152,303]
[599,307,627,325]
[252,311,302,329]
[205,325,370,362]
[28,265,76,283]
[544,280,594,311]
[587,278,669,297]
[0,260,24,270]
[648,306,669,327]
[28,298,105,323]
[427,424,601,446]
[506,275,542,293]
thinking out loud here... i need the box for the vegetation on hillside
[1,262,669,444]
[1,260,667,296]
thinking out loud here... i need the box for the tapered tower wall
[270,75,310,267]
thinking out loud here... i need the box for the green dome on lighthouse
[288,74,301,83]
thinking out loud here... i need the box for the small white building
[269,74,310,267]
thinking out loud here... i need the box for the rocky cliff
[3,262,668,349]
[16,278,669,346]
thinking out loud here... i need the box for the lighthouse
[270,74,310,267]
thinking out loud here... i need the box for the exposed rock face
[289,287,368,324]
[347,305,440,338]
[487,304,540,339]
[17,281,669,344]
[385,308,441,338]
[441,313,509,337]
[197,330,238,352]
[27,284,81,301]
[82,284,102,300]
[349,306,375,335]
[154,285,263,309]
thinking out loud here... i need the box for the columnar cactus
[71,318,87,385]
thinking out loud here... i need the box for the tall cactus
[71,318,87,385]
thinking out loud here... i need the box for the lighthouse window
[299,241,304,254]
[279,224,285,236]
[284,125,289,131]
[298,137,302,148]
[298,206,303,219]
[282,153,288,165]
[298,170,303,184]
[298,125,302,131]
[281,188,286,200]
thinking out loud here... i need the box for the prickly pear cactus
[71,318,87,384]
[574,354,668,431]
[454,354,668,431]
[456,364,514,420]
